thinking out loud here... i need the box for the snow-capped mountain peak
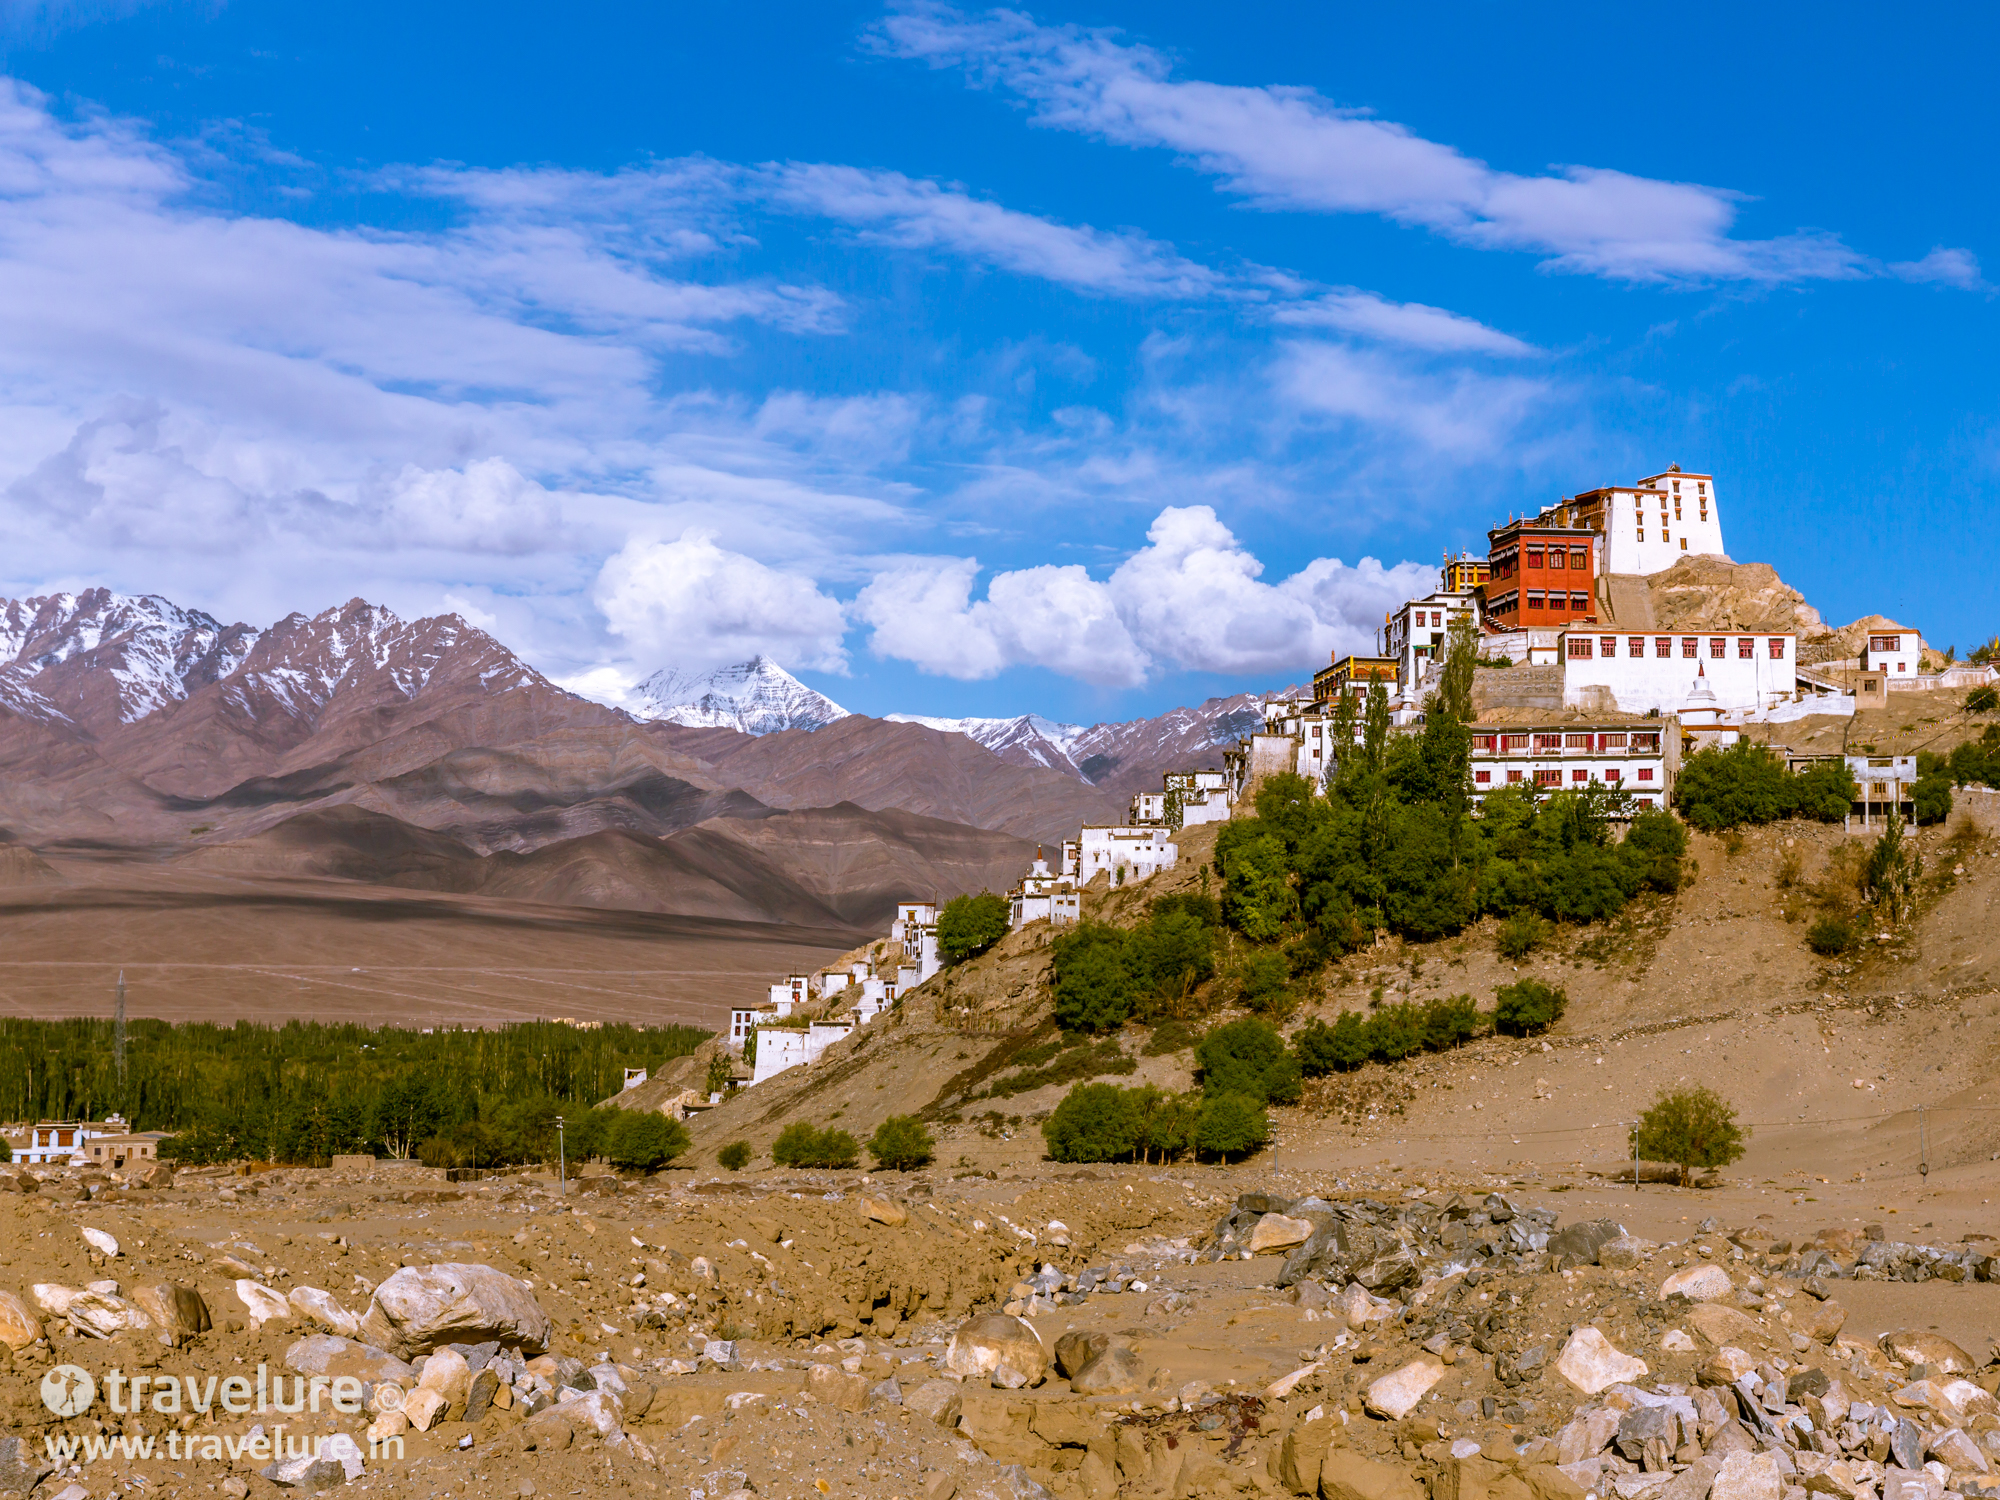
[884,712,1087,772]
[632,655,849,735]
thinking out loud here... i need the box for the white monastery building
[1077,824,1178,884]
[1009,846,1082,930]
[1129,769,1233,828]
[1469,724,1677,810]
[1560,628,1796,716]
[1386,590,1478,691]
[1564,466,1727,576]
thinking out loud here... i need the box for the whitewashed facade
[1008,846,1082,930]
[1077,824,1178,884]
[1560,628,1797,716]
[1386,591,1479,690]
[891,901,941,983]
[1469,724,1677,811]
[750,1020,855,1086]
[1571,468,1727,575]
[1130,768,1233,828]
[1860,626,1924,679]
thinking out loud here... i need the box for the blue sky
[0,2,1992,725]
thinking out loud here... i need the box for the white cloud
[379,459,564,555]
[1272,340,1553,456]
[874,5,1872,285]
[1890,246,1984,289]
[1273,290,1536,357]
[758,161,1222,298]
[857,504,1432,683]
[594,529,850,675]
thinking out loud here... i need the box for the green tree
[939,891,1011,963]
[1050,923,1136,1032]
[1913,773,1954,826]
[1293,1012,1370,1076]
[1361,679,1392,777]
[717,1140,752,1172]
[1215,825,1297,941]
[1129,1085,1197,1164]
[1788,759,1858,822]
[1041,1082,1141,1163]
[1194,1018,1301,1105]
[1497,911,1544,959]
[1493,979,1566,1036]
[772,1121,860,1170]
[704,1053,732,1096]
[1128,910,1216,1014]
[1967,685,1998,713]
[1193,1092,1269,1160]
[1632,1085,1748,1186]
[1234,949,1290,1014]
[867,1115,935,1171]
[1672,741,1793,830]
[604,1110,690,1172]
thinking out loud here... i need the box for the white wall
[1562,629,1795,714]
[1860,628,1923,677]
[1597,475,1725,575]
[1078,826,1178,881]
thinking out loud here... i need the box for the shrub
[1674,742,1854,830]
[1193,1092,1269,1160]
[717,1140,752,1172]
[1129,910,1217,1011]
[1041,1083,1140,1163]
[939,891,1010,964]
[1194,1018,1301,1105]
[1620,807,1690,891]
[1420,994,1486,1051]
[1142,1018,1201,1056]
[1363,1002,1427,1062]
[1050,924,1136,1033]
[1235,949,1291,1014]
[1492,979,1566,1037]
[1632,1085,1748,1186]
[0,1136,10,1163]
[1968,685,1999,714]
[1151,891,1221,928]
[867,1115,935,1171]
[1129,1085,1198,1164]
[1913,773,1954,826]
[604,1111,691,1172]
[1293,1012,1370,1076]
[1806,915,1858,956]
[1497,911,1543,960]
[704,1053,733,1096]
[771,1122,860,1170]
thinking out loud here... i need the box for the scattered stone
[129,1282,210,1346]
[0,1435,51,1496]
[1319,1444,1426,1500]
[0,1292,39,1352]
[65,1289,152,1339]
[284,1335,414,1384]
[944,1313,1048,1389]
[1662,1265,1734,1303]
[807,1363,871,1412]
[861,1198,907,1227]
[235,1280,292,1330]
[288,1286,360,1338]
[1793,1298,1847,1345]
[1365,1356,1446,1419]
[1556,1326,1648,1395]
[1709,1450,1784,1500]
[1880,1331,1975,1374]
[79,1227,119,1258]
[1548,1219,1627,1269]
[358,1263,551,1358]
[1249,1214,1317,1254]
[1070,1343,1143,1396]
[1600,1236,1658,1270]
[1054,1329,1110,1378]
[1662,1330,1697,1353]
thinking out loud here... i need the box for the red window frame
[1768,638,1786,659]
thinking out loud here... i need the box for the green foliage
[1913,773,1954,826]
[717,1140,752,1172]
[1492,979,1567,1037]
[867,1115,935,1171]
[1151,892,1221,928]
[604,1110,691,1172]
[1193,1018,1301,1105]
[1632,1085,1748,1185]
[1050,907,1220,1032]
[1863,812,1920,922]
[1142,1019,1201,1056]
[1041,1082,1141,1163]
[1215,824,1295,942]
[1192,1092,1269,1160]
[979,1035,1133,1098]
[1967,685,1998,713]
[771,1121,860,1170]
[1293,1012,1370,1076]
[1496,911,1544,959]
[1041,1082,1213,1164]
[1805,915,1858,956]
[0,1016,707,1167]
[1673,742,1856,830]
[1936,726,2000,789]
[1235,948,1291,1015]
[704,1054,733,1096]
[1050,923,1139,1032]
[938,891,1011,964]
[0,1136,9,1163]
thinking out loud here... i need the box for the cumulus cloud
[378,459,565,555]
[1889,246,1984,289]
[874,5,1873,285]
[594,530,850,675]
[857,504,1433,684]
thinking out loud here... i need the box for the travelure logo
[41,1365,96,1417]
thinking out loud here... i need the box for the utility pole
[555,1116,566,1192]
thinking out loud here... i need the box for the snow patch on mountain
[633,656,850,735]
[885,712,1087,771]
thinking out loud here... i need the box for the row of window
[1471,732,1662,752]
[1487,590,1593,614]
[1567,635,1788,660]
[1472,767,1656,785]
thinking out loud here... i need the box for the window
[1637,768,1653,781]
[1560,734,1588,751]
[1507,769,1524,784]
[1738,638,1754,659]
[1501,734,1528,751]
[1572,769,1590,783]
[1630,637,1645,656]
[1868,634,1902,653]
[1682,637,1698,658]
[1768,638,1786,659]
[1635,796,1653,807]
[1709,637,1726,658]
[1533,733,1562,750]
[1535,769,1561,786]
[1526,591,1544,610]
[1568,637,1594,658]
[1680,538,1688,550]
[1604,768,1622,782]
[1898,662,1907,673]
[1474,770,1491,785]
[1601,636,1617,657]
[1633,733,1658,750]
[1548,549,1565,570]
[1570,547,1589,568]
[1675,499,1682,519]
[1471,734,1496,750]
[1655,637,1672,658]
[1571,592,1591,610]
[1601,733,1627,749]
[1526,547,1545,568]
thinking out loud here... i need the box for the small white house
[891,901,941,982]
[1077,824,1178,885]
[1130,768,1233,828]
[1386,591,1479,690]
[1468,723,1677,810]
[1009,846,1082,930]
[750,1020,855,1086]
[1860,625,1923,680]
[8,1115,130,1165]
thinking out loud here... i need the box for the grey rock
[0,1435,52,1496]
[1547,1219,1627,1269]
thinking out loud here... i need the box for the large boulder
[130,1283,210,1346]
[1709,1451,1783,1500]
[235,1281,292,1330]
[1319,1445,1426,1500]
[0,1434,52,1497]
[1547,1220,1626,1269]
[65,1290,152,1340]
[357,1263,551,1359]
[1364,1357,1445,1420]
[0,1292,39,1352]
[943,1314,1048,1389]
[1250,1215,1317,1254]
[1880,1330,1975,1373]
[1661,1265,1734,1303]
[1071,1344,1143,1396]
